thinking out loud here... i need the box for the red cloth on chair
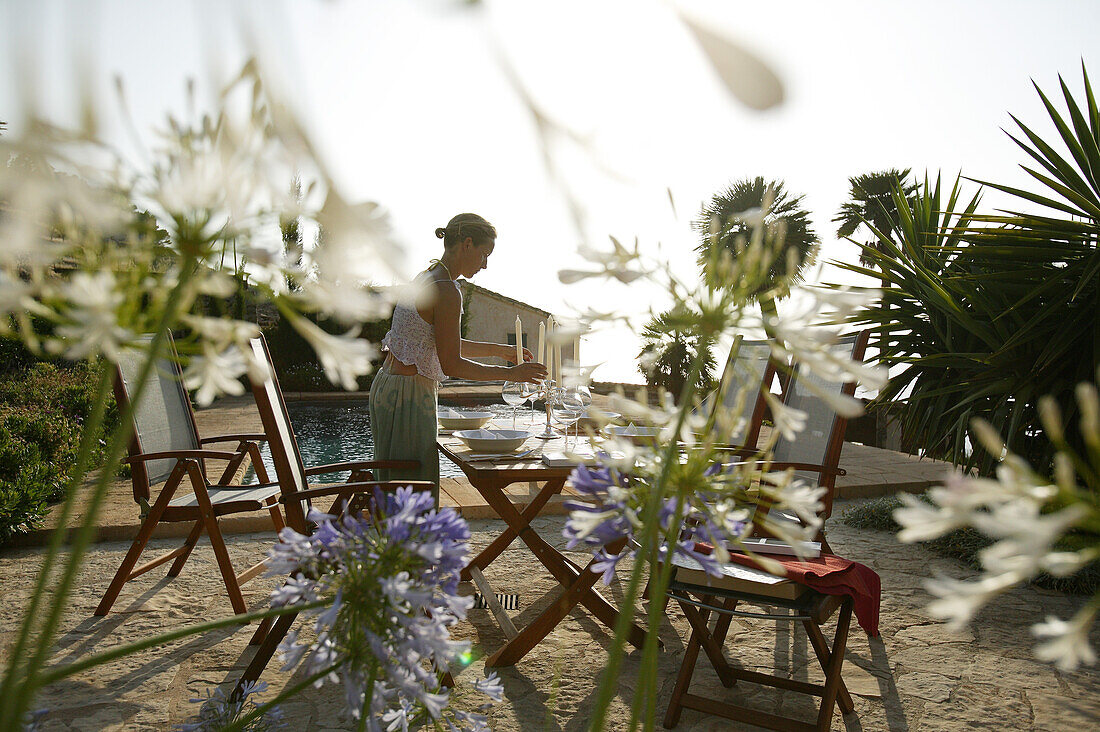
[693,543,882,637]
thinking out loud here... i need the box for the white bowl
[453,429,531,453]
[438,410,494,430]
[607,425,660,445]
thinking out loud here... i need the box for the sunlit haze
[3,0,1098,382]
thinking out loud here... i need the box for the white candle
[573,336,580,364]
[547,316,556,382]
[515,315,523,364]
[537,320,545,366]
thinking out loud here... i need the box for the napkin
[694,542,881,636]
[464,428,501,439]
[439,408,463,418]
[542,451,598,467]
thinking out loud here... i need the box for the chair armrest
[280,480,436,503]
[124,449,242,464]
[199,433,269,445]
[303,460,420,476]
[762,462,845,477]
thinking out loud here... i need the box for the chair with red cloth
[662,548,881,731]
[662,330,876,730]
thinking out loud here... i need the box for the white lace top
[380,275,460,383]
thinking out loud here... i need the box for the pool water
[244,400,534,483]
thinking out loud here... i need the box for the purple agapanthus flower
[563,456,754,586]
[266,486,501,731]
[176,680,282,732]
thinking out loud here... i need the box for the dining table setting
[435,383,653,668]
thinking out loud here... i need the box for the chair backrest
[247,334,312,533]
[114,334,201,502]
[771,330,869,519]
[710,336,774,448]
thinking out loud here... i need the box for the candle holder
[534,379,558,439]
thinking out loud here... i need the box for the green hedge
[0,350,117,544]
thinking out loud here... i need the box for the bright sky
[3,0,1099,383]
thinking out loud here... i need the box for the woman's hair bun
[434,227,447,239]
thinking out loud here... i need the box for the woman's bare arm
[434,284,546,381]
[461,338,533,363]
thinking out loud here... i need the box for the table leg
[474,479,649,664]
[461,477,565,582]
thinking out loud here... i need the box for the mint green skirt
[368,363,440,503]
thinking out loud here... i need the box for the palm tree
[637,304,716,404]
[694,177,819,296]
[834,169,918,269]
[637,178,817,396]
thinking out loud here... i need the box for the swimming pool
[245,400,525,482]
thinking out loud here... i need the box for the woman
[370,213,548,501]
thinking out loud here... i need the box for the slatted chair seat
[165,483,283,514]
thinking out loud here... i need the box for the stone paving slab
[13,393,953,547]
[1,505,1096,730]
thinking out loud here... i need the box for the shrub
[262,312,388,392]
[0,347,118,544]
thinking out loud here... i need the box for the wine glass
[550,387,588,451]
[502,381,526,430]
[520,381,541,425]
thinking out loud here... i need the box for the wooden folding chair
[238,334,434,683]
[95,336,285,618]
[663,568,855,731]
[662,331,872,729]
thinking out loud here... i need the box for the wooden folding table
[438,428,649,667]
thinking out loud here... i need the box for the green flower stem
[219,661,345,732]
[34,601,327,688]
[590,334,713,732]
[358,668,377,732]
[1,258,199,729]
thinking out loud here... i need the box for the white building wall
[459,283,576,368]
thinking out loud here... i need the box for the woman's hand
[509,361,547,382]
[500,344,535,365]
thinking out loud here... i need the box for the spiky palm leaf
[833,64,1100,476]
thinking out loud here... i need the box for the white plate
[453,429,531,453]
[438,410,493,430]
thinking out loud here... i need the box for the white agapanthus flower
[897,384,1100,673]
[182,342,250,407]
[291,316,376,391]
[1033,609,1099,672]
[923,571,1026,631]
[48,271,133,362]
